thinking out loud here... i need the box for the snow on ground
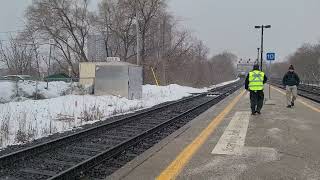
[142,84,208,107]
[0,80,79,103]
[210,78,240,89]
[0,81,15,103]
[304,83,320,87]
[0,79,238,149]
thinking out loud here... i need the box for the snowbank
[0,81,79,103]
[142,84,208,107]
[210,78,240,88]
[0,82,15,103]
[0,79,238,149]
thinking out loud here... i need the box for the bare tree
[17,28,47,78]
[288,43,320,81]
[25,0,93,75]
[0,37,35,75]
[129,0,165,64]
[16,0,238,86]
[97,0,137,61]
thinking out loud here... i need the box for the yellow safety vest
[249,70,265,91]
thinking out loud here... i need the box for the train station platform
[107,85,320,180]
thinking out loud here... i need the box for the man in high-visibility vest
[245,64,268,115]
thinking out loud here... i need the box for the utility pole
[135,1,141,66]
[162,16,166,85]
[46,39,54,89]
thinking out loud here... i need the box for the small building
[79,60,143,100]
[44,73,71,82]
[79,62,109,87]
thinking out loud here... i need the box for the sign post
[266,53,275,100]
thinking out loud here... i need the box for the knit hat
[253,64,260,70]
[289,65,294,70]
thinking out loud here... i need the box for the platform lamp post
[256,48,260,64]
[255,25,271,71]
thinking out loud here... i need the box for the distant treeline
[272,42,320,81]
[0,0,237,87]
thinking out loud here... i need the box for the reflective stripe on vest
[249,70,265,91]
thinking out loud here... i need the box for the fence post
[71,78,73,94]
[35,79,38,100]
[15,79,19,97]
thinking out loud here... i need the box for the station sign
[266,53,275,61]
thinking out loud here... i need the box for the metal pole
[257,48,260,63]
[260,26,264,71]
[135,2,141,66]
[269,60,272,99]
[162,17,166,85]
[46,44,52,89]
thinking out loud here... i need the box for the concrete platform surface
[107,86,320,180]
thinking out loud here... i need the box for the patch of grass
[81,105,104,122]
[30,92,46,100]
[0,113,10,147]
[15,130,29,143]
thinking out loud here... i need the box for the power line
[0,30,26,34]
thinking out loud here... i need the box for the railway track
[270,79,320,103]
[0,81,244,180]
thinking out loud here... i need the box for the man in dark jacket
[245,64,268,115]
[282,65,300,108]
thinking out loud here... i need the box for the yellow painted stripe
[156,90,246,180]
[271,86,320,113]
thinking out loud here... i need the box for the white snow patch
[142,84,208,107]
[0,80,79,103]
[0,81,15,103]
[0,79,239,149]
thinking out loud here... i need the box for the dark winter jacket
[282,72,300,86]
[245,71,268,90]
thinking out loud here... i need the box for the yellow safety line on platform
[156,90,246,180]
[271,86,320,113]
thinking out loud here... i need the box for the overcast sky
[1,0,320,61]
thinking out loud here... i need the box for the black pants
[250,90,264,113]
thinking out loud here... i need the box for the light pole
[255,25,271,71]
[256,48,260,64]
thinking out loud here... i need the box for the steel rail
[49,82,243,179]
[0,81,242,170]
[270,81,320,103]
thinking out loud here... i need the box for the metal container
[94,61,142,100]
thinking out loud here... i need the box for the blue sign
[266,53,275,61]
